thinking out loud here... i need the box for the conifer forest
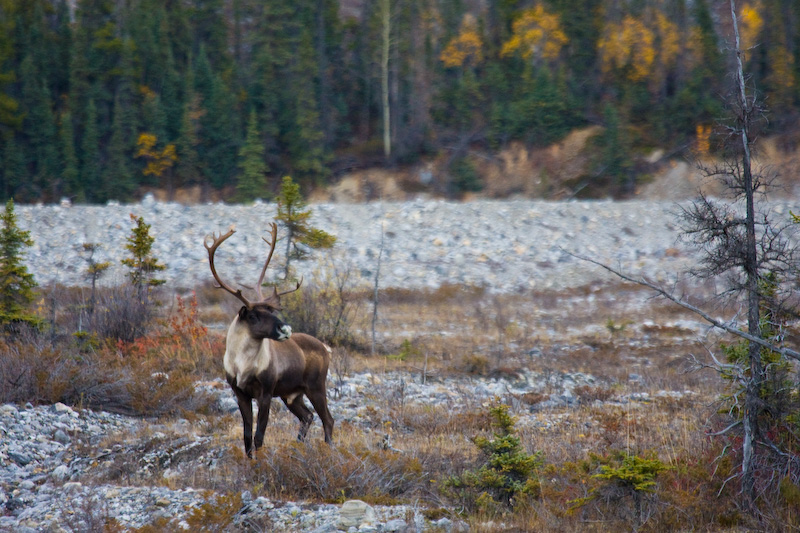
[1,0,799,204]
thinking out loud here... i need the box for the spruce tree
[289,28,328,183]
[0,199,38,326]
[176,67,202,190]
[103,40,138,201]
[80,97,101,202]
[236,110,269,202]
[105,91,136,201]
[59,109,80,201]
[1,138,24,200]
[20,54,59,199]
[194,47,238,189]
[275,176,336,279]
[121,213,166,293]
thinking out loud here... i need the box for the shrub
[278,257,364,348]
[450,157,483,195]
[85,284,158,343]
[444,401,543,513]
[248,440,426,504]
[184,492,243,532]
[570,451,669,529]
[0,292,218,415]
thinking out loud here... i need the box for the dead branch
[562,249,800,363]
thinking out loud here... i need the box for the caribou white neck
[223,316,274,388]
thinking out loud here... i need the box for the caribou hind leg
[283,396,314,441]
[306,390,334,444]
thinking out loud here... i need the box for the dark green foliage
[594,103,634,196]
[719,272,800,451]
[449,157,483,195]
[194,46,239,189]
[444,402,543,511]
[0,199,38,326]
[570,450,669,527]
[1,136,25,200]
[58,110,80,200]
[79,97,100,202]
[0,0,798,202]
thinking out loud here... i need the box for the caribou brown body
[205,224,334,457]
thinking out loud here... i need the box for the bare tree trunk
[730,0,762,507]
[380,0,391,159]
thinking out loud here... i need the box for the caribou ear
[238,306,249,320]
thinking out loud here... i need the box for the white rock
[336,500,376,529]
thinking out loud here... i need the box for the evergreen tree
[0,0,21,134]
[103,40,138,201]
[2,137,25,200]
[175,66,202,190]
[19,54,59,199]
[236,110,269,202]
[80,97,100,202]
[58,109,80,201]
[275,175,336,278]
[121,213,166,292]
[105,91,136,200]
[58,109,79,200]
[194,47,238,189]
[0,199,38,326]
[189,0,230,70]
[288,28,329,183]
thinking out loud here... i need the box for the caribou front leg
[253,393,273,452]
[232,386,254,458]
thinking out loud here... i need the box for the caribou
[204,223,334,457]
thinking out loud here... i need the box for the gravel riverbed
[17,196,782,292]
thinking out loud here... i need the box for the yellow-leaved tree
[135,133,178,195]
[440,14,483,68]
[500,5,567,67]
[598,15,656,83]
[739,2,763,51]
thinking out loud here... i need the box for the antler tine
[253,222,278,301]
[276,276,303,298]
[204,226,252,308]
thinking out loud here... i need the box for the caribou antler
[205,222,303,309]
[253,223,279,301]
[204,225,253,308]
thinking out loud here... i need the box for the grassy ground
[4,280,799,531]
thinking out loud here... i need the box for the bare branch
[563,249,800,362]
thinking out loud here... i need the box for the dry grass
[14,279,800,531]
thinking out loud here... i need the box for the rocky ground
[18,196,788,292]
[3,197,797,531]
[1,363,697,532]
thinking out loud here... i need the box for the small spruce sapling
[0,199,38,327]
[445,401,543,511]
[275,176,336,279]
[121,214,166,295]
[80,243,111,315]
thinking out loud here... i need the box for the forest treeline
[0,0,798,203]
